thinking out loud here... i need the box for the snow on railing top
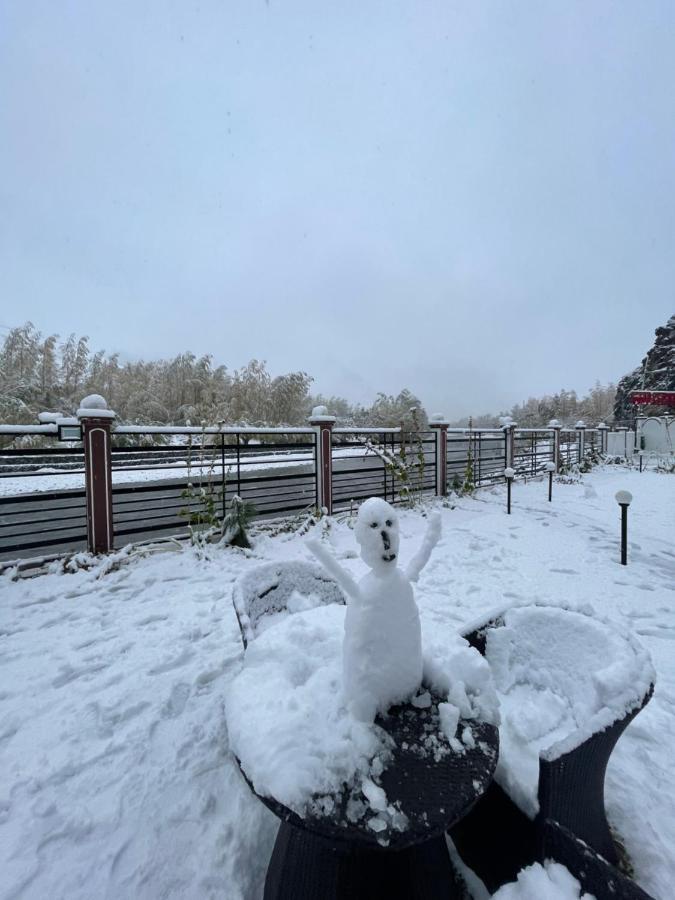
[0,422,607,438]
[114,425,317,435]
[0,424,59,435]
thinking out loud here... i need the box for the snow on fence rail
[0,418,610,562]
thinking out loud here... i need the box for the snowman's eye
[370,522,378,528]
[385,519,392,527]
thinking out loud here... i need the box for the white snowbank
[491,861,595,899]
[0,467,672,900]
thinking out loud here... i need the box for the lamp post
[504,467,515,514]
[545,461,556,502]
[615,490,633,566]
[638,450,644,473]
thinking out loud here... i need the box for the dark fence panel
[513,431,555,477]
[331,432,436,510]
[447,430,507,490]
[0,488,88,558]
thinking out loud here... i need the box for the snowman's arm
[405,512,442,583]
[306,539,361,601]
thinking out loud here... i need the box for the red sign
[630,391,675,406]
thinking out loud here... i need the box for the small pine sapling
[221,495,256,548]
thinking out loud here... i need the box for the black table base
[265,822,465,900]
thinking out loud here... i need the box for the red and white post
[309,406,336,515]
[77,394,115,554]
[429,415,449,497]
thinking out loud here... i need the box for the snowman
[307,498,442,723]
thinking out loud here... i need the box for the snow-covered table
[226,604,499,899]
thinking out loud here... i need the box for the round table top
[238,693,499,851]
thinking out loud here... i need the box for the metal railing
[0,423,610,562]
[330,430,436,510]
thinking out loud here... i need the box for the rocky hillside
[614,314,675,421]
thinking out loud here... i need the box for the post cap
[615,490,633,506]
[545,461,556,472]
[597,422,609,430]
[504,467,515,479]
[548,419,561,428]
[309,405,336,424]
[430,413,449,425]
[575,420,586,428]
[77,394,116,420]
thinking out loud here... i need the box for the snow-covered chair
[232,559,346,648]
[450,603,655,893]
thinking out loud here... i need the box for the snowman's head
[354,498,400,572]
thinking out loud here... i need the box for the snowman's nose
[381,531,391,550]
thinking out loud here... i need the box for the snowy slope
[0,466,673,900]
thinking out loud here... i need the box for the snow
[486,604,655,817]
[232,558,346,646]
[0,445,367,496]
[0,466,673,899]
[491,861,595,899]
[308,499,441,723]
[76,408,116,419]
[225,604,393,814]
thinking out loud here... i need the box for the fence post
[548,419,561,472]
[597,422,608,455]
[507,423,517,469]
[429,414,449,496]
[77,394,115,554]
[309,406,336,514]
[576,420,586,463]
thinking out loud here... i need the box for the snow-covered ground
[0,466,673,899]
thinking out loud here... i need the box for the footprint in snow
[162,683,190,718]
[148,648,195,676]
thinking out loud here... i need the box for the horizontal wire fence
[1,425,603,562]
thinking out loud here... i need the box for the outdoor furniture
[232,559,346,648]
[239,691,499,900]
[450,602,655,895]
[540,819,654,900]
[228,575,500,899]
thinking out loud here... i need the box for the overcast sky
[1,1,674,417]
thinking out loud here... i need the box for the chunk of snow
[411,691,432,709]
[491,861,595,899]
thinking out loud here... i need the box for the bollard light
[504,467,515,514]
[615,490,633,566]
[545,461,556,502]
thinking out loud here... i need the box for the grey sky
[1,1,674,418]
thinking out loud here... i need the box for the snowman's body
[343,567,423,722]
[308,497,441,724]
